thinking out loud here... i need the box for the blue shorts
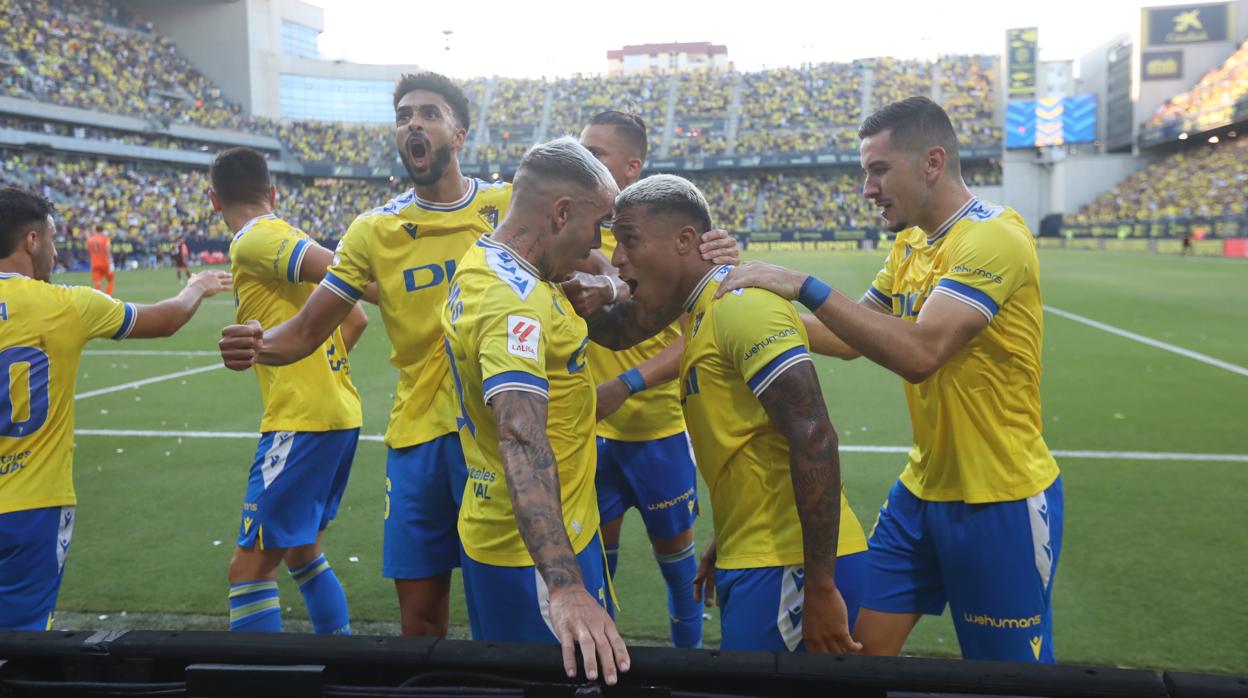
[864,477,1064,663]
[0,506,75,630]
[596,432,698,539]
[237,428,359,550]
[383,433,467,580]
[715,551,867,652]
[461,534,613,642]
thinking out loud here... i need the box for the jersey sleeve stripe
[934,279,998,321]
[483,370,550,402]
[286,239,310,283]
[746,345,812,396]
[865,286,891,310]
[320,271,363,303]
[111,302,137,340]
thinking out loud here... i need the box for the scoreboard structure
[1006,94,1098,149]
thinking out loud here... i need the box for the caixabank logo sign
[1144,3,1232,46]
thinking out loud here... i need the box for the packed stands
[1147,39,1248,132]
[1071,137,1248,225]
[0,0,251,130]
[938,55,1002,149]
[0,149,401,248]
[737,63,862,156]
[275,120,393,166]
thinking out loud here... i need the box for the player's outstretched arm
[297,244,379,304]
[491,390,630,685]
[219,285,355,370]
[758,361,861,655]
[126,270,232,339]
[718,262,988,383]
[339,303,368,353]
[596,334,684,421]
[801,314,860,360]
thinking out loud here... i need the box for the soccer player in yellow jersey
[219,72,511,637]
[0,186,231,631]
[717,97,1063,663]
[569,111,705,648]
[579,175,866,654]
[210,148,369,634]
[442,139,628,684]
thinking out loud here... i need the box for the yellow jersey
[443,237,599,566]
[321,178,511,448]
[865,198,1060,503]
[229,214,362,433]
[0,273,134,515]
[680,265,867,570]
[588,227,686,441]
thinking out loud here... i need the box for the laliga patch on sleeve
[507,315,541,361]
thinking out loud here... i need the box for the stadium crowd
[0,0,252,130]
[1071,136,1248,224]
[1147,38,1248,129]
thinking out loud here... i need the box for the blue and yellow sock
[229,580,281,632]
[290,554,351,635]
[605,545,620,580]
[656,543,702,648]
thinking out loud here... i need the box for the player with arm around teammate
[578,175,868,653]
[210,147,369,634]
[0,186,230,631]
[442,139,629,684]
[716,97,1064,663]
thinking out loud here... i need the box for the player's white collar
[683,264,731,313]
[478,235,541,278]
[233,213,277,241]
[0,271,27,279]
[413,178,477,212]
[927,197,976,245]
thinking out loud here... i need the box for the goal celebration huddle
[1,71,1060,684]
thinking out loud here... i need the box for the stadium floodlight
[1178,132,1189,140]
[1208,136,1219,144]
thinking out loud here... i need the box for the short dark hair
[588,110,648,161]
[0,186,54,259]
[210,147,271,207]
[393,72,470,131]
[859,96,961,174]
[615,174,712,234]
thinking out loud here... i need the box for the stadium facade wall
[123,0,422,121]
[1003,151,1151,228]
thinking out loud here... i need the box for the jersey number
[443,339,476,437]
[0,346,51,437]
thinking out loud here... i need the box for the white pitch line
[74,364,224,400]
[70,429,1248,462]
[84,350,220,357]
[1044,305,1248,378]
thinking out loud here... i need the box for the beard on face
[403,143,454,186]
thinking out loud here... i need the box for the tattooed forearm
[757,360,842,585]
[585,297,681,350]
[492,390,582,590]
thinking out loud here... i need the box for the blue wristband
[618,368,646,395]
[798,275,833,310]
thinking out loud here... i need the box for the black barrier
[0,630,1237,697]
[1058,215,1248,239]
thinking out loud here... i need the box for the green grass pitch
[48,249,1247,674]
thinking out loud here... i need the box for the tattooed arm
[491,390,630,684]
[757,361,862,654]
[578,295,681,350]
